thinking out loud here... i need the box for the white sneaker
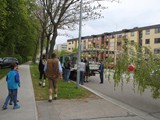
[42,82,45,87]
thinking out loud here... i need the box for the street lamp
[76,0,83,88]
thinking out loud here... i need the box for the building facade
[55,43,67,51]
[67,24,160,62]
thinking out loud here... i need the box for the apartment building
[55,43,67,51]
[67,24,160,62]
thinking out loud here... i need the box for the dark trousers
[80,71,84,85]
[39,71,46,80]
[4,89,18,107]
[100,72,104,83]
[64,69,70,82]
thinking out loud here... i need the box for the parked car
[0,58,3,62]
[0,57,19,69]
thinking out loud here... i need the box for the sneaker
[48,99,52,102]
[39,82,42,86]
[2,105,7,110]
[10,100,19,105]
[13,105,20,109]
[42,82,45,87]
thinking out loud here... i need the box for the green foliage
[59,50,71,57]
[72,48,78,52]
[0,68,10,80]
[0,0,40,63]
[112,41,160,98]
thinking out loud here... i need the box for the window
[154,38,160,44]
[96,44,99,48]
[117,42,121,46]
[117,34,122,38]
[68,48,71,50]
[110,42,114,47]
[124,33,128,37]
[4,59,9,63]
[88,44,92,48]
[131,32,134,36]
[146,29,150,35]
[154,48,160,54]
[131,40,134,45]
[155,27,160,33]
[145,39,150,44]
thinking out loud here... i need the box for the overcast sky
[55,0,160,45]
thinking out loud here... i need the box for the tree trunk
[40,29,45,59]
[32,37,40,63]
[46,34,50,59]
[48,28,57,58]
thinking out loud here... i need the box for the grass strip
[0,68,10,80]
[30,63,92,100]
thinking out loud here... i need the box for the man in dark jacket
[99,60,104,84]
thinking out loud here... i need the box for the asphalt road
[84,73,160,119]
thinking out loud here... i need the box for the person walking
[79,59,85,85]
[84,58,89,82]
[44,53,62,102]
[64,57,71,82]
[2,63,20,110]
[99,60,104,84]
[38,54,46,87]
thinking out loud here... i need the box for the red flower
[128,64,135,71]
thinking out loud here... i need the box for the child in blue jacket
[2,63,20,110]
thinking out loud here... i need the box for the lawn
[0,68,10,80]
[30,63,92,100]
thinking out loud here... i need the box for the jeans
[39,71,46,80]
[100,72,104,83]
[80,71,84,85]
[64,69,70,82]
[3,89,18,107]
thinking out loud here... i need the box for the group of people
[38,53,62,102]
[79,58,104,85]
[2,53,62,111]
[2,53,104,110]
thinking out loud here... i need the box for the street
[84,73,160,119]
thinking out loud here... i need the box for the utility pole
[76,0,83,88]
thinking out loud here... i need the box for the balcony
[117,35,128,42]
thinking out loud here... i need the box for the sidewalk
[0,63,159,120]
[0,64,37,120]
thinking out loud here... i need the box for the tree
[111,40,160,98]
[0,0,7,55]
[0,0,40,63]
[37,0,118,58]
